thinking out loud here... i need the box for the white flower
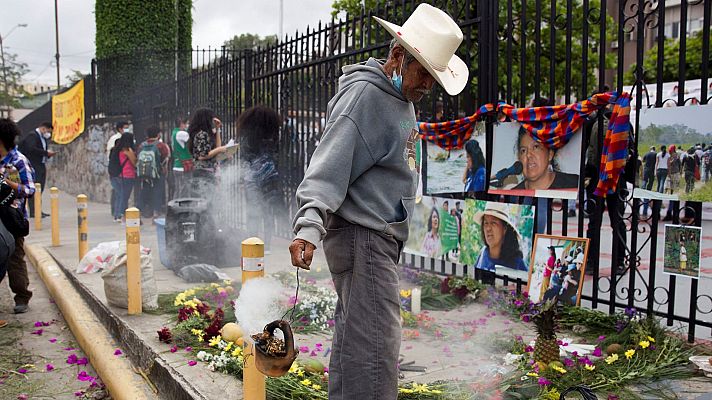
[197,351,207,361]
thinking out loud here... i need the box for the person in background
[704,144,712,183]
[474,202,527,272]
[654,145,669,193]
[428,101,447,123]
[106,121,129,217]
[0,118,36,314]
[679,237,687,271]
[137,126,170,222]
[463,139,486,194]
[684,147,697,193]
[640,146,657,216]
[540,245,556,302]
[421,207,441,258]
[667,145,681,194]
[171,116,191,199]
[187,108,228,199]
[113,133,137,222]
[238,105,284,254]
[19,122,54,218]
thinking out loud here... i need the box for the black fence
[89,0,711,342]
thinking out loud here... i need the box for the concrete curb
[26,244,208,400]
[25,244,151,400]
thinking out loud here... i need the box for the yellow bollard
[241,237,266,400]
[125,208,142,315]
[77,195,88,261]
[50,187,59,246]
[34,183,42,231]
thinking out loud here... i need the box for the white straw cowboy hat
[474,202,522,241]
[373,3,469,96]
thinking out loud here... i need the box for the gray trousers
[323,214,402,400]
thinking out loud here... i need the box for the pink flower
[185,347,192,352]
[170,346,178,353]
[607,395,620,400]
[49,338,57,343]
[77,357,88,366]
[34,321,43,327]
[64,347,76,351]
[524,345,534,353]
[77,371,93,381]
[593,347,603,357]
[31,329,43,335]
[310,350,318,357]
[598,335,606,342]
[188,360,197,367]
[114,349,123,356]
[323,367,329,373]
[17,395,28,400]
[74,391,84,397]
[538,377,552,386]
[299,346,310,353]
[17,368,28,374]
[563,358,575,367]
[67,354,78,364]
[327,319,335,328]
[46,364,55,372]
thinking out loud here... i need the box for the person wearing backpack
[137,126,170,221]
[113,134,137,222]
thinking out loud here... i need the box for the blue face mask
[391,56,405,93]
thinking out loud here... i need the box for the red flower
[203,308,224,340]
[157,327,172,344]
[177,307,193,322]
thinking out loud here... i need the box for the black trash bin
[166,198,219,269]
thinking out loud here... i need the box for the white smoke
[234,276,284,336]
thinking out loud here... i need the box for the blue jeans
[656,169,668,193]
[140,177,165,217]
[110,177,121,218]
[116,178,135,219]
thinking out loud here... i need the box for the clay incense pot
[252,320,298,377]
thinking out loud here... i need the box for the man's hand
[289,239,316,270]
[47,150,56,158]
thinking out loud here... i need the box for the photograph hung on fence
[527,234,590,307]
[488,122,582,199]
[403,196,466,263]
[635,104,712,202]
[424,121,487,195]
[459,200,535,280]
[663,224,702,279]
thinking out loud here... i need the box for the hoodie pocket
[385,196,415,237]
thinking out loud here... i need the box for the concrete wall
[45,120,121,204]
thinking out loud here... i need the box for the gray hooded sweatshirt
[293,58,420,246]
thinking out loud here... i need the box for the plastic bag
[101,241,158,310]
[176,263,231,283]
[76,241,121,274]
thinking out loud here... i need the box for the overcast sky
[1,0,334,87]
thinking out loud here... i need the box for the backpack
[108,147,126,178]
[137,142,161,180]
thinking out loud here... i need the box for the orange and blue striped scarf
[418,92,631,197]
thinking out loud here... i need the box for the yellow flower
[647,336,655,343]
[412,383,429,393]
[639,340,650,349]
[224,342,233,352]
[288,362,301,374]
[399,388,415,394]
[211,283,220,288]
[584,365,596,371]
[527,372,539,377]
[605,354,619,364]
[232,347,242,357]
[191,328,203,336]
[625,349,635,359]
[223,279,232,285]
[297,370,304,377]
[208,335,222,347]
[431,390,443,394]
[400,289,412,298]
[551,365,567,374]
[197,335,204,342]
[193,310,199,316]
[312,384,322,390]
[300,379,312,386]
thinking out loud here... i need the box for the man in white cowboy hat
[288,3,467,398]
[473,202,527,273]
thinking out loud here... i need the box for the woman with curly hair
[420,207,441,258]
[474,202,527,272]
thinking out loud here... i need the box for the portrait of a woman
[420,207,442,258]
[474,202,527,272]
[513,126,578,190]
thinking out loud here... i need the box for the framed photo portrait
[528,234,590,306]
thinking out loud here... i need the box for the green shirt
[172,128,191,169]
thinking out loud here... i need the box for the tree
[224,33,278,51]
[331,0,616,105]
[625,31,712,85]
[0,51,29,114]
[94,0,193,115]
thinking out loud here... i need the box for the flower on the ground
[67,354,78,365]
[157,327,172,343]
[48,338,57,343]
[300,379,312,386]
[208,335,222,347]
[551,365,567,374]
[188,361,197,367]
[400,289,412,298]
[299,346,310,353]
[585,365,596,371]
[185,347,192,352]
[647,336,655,343]
[170,346,178,353]
[34,321,43,327]
[114,349,123,356]
[63,347,76,351]
[312,384,322,390]
[17,368,27,374]
[625,349,635,359]
[76,357,88,366]
[77,371,93,381]
[17,395,28,400]
[526,372,539,377]
[538,377,552,386]
[563,358,575,367]
[74,392,83,397]
[31,329,43,335]
[46,364,54,372]
[639,340,650,349]
[605,354,619,364]
[598,335,606,342]
[231,346,241,357]
[524,345,534,353]
[592,347,603,357]
[608,395,620,400]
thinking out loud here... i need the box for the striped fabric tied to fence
[418,91,632,197]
